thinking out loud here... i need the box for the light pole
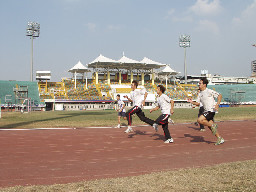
[179,34,190,84]
[26,22,40,81]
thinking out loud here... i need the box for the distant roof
[157,65,179,75]
[140,57,166,69]
[68,61,91,73]
[88,54,165,70]
[118,55,141,64]
[88,54,120,69]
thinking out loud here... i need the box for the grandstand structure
[1,78,256,112]
[1,55,256,112]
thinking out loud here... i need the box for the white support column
[166,75,168,89]
[85,72,88,89]
[152,70,155,85]
[119,72,122,85]
[75,71,77,89]
[96,71,98,85]
[142,72,144,86]
[130,70,133,84]
[107,71,110,85]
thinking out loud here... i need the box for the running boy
[115,94,127,128]
[124,80,156,133]
[150,85,175,143]
[187,77,224,145]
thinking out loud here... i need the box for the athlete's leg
[198,115,221,137]
[126,106,139,126]
[118,116,121,125]
[136,109,155,126]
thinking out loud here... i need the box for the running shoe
[124,126,133,133]
[215,137,225,145]
[153,123,158,132]
[164,138,174,143]
[116,124,121,128]
[200,128,206,132]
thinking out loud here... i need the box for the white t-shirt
[196,88,220,112]
[130,88,147,108]
[117,99,126,112]
[157,94,172,115]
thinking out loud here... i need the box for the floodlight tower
[179,34,191,84]
[26,22,40,81]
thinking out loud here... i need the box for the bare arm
[142,92,148,106]
[150,106,160,113]
[187,98,200,106]
[170,100,174,114]
[123,95,133,103]
[214,94,222,111]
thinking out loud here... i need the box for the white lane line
[0,119,253,131]
[0,128,75,131]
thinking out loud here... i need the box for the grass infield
[0,107,255,191]
[0,106,255,129]
[2,160,256,192]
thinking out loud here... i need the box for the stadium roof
[140,57,166,69]
[157,65,179,75]
[88,54,166,70]
[68,61,91,73]
[88,54,120,69]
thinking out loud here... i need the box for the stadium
[1,54,256,191]
[1,55,256,113]
[1,1,256,191]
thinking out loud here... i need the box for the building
[252,60,256,77]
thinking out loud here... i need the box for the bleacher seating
[37,79,198,102]
[144,81,155,93]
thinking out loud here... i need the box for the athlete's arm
[124,95,133,103]
[170,100,174,115]
[142,91,148,106]
[150,106,160,113]
[187,98,200,106]
[214,94,222,111]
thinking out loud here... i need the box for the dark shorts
[118,112,126,117]
[202,111,215,121]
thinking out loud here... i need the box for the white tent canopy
[157,65,179,89]
[158,65,178,75]
[89,54,118,64]
[68,61,91,89]
[68,61,90,73]
[86,54,178,85]
[140,57,166,67]
[118,55,141,64]
[88,54,119,69]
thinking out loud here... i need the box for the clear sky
[0,0,256,81]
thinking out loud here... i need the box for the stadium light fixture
[179,34,191,84]
[26,22,40,81]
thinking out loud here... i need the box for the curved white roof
[68,61,90,73]
[157,65,179,75]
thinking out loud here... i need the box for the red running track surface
[0,120,255,187]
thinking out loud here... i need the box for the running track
[0,120,255,187]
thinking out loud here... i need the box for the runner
[124,80,156,133]
[150,84,175,143]
[187,77,224,145]
[115,94,127,128]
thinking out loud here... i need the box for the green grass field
[0,107,255,129]
[1,107,256,191]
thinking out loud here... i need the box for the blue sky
[0,0,256,81]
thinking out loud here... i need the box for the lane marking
[0,119,254,131]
